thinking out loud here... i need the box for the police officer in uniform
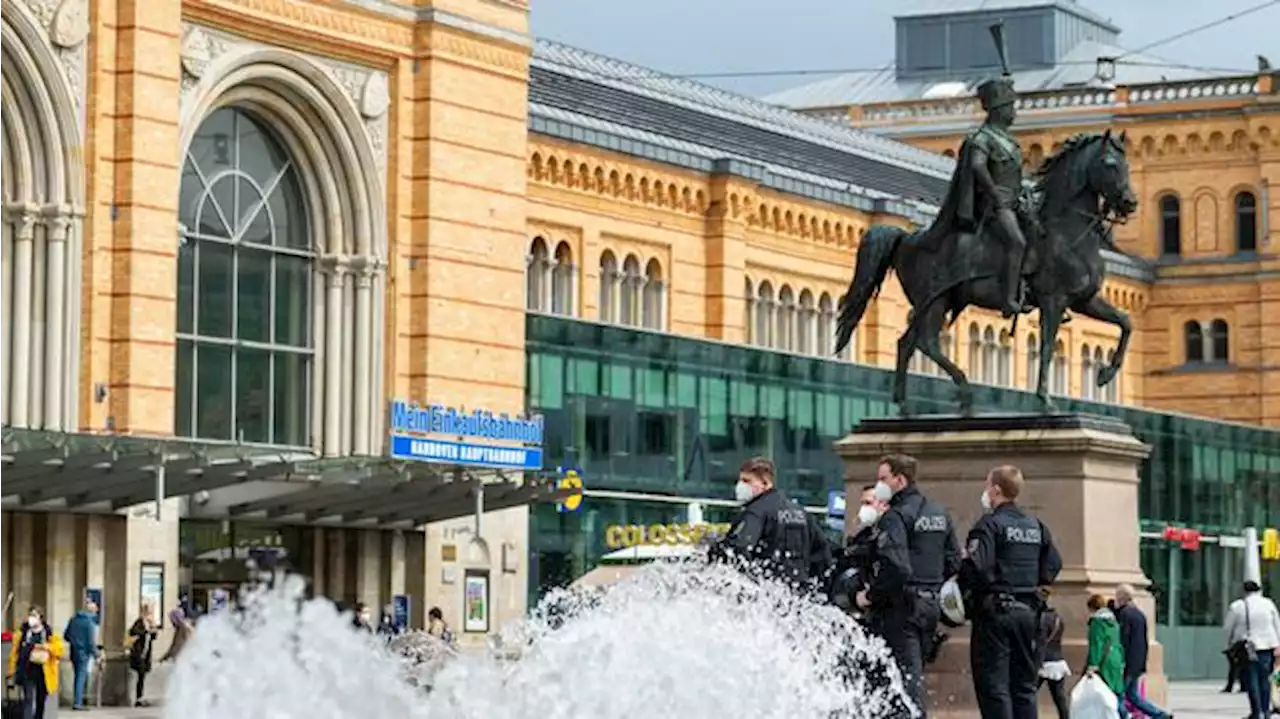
[855,454,962,718]
[960,464,1063,719]
[828,485,886,611]
[721,457,815,586]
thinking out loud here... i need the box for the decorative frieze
[16,0,89,117]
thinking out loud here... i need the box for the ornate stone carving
[49,0,89,48]
[180,26,215,81]
[360,73,390,120]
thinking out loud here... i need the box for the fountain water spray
[166,559,915,718]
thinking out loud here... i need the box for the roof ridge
[531,38,955,179]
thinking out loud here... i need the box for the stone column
[356,530,382,609]
[8,205,39,428]
[834,413,1164,715]
[43,208,72,431]
[326,528,348,602]
[321,256,348,455]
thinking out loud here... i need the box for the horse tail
[835,225,905,355]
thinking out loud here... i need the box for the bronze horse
[834,131,1139,415]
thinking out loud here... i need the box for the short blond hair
[988,465,1025,500]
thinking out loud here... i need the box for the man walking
[1114,583,1171,719]
[63,596,100,711]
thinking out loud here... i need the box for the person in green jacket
[1085,593,1130,718]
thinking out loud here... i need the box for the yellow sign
[1263,528,1279,561]
[556,469,584,513]
[604,522,732,549]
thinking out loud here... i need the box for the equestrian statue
[833,22,1139,416]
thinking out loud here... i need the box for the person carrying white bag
[1071,674,1122,719]
[1072,593,1131,719]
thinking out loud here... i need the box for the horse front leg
[1036,299,1063,413]
[894,327,915,416]
[1072,294,1131,391]
[915,300,974,416]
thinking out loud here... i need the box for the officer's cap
[976,77,1017,111]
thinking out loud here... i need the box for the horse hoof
[1096,367,1116,387]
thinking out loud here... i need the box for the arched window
[981,326,997,384]
[551,242,575,315]
[1051,342,1068,395]
[817,293,834,356]
[777,285,796,351]
[175,107,314,447]
[598,251,618,323]
[1093,346,1106,401]
[641,259,664,330]
[1105,350,1119,403]
[1209,319,1229,363]
[758,282,776,347]
[1081,344,1093,399]
[744,278,756,345]
[997,330,1012,386]
[1159,194,1181,256]
[967,323,982,380]
[526,237,550,311]
[797,290,815,355]
[1026,334,1039,390]
[620,254,641,326]
[835,294,852,360]
[1235,192,1258,253]
[1184,320,1204,363]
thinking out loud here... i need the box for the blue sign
[388,402,544,471]
[827,490,847,519]
[392,594,411,631]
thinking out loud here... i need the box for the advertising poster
[462,570,489,634]
[139,562,165,628]
[392,594,411,632]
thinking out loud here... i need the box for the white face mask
[856,505,881,527]
[27,616,39,627]
[734,481,756,504]
[873,481,894,502]
[980,488,993,511]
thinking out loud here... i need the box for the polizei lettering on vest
[914,515,948,533]
[1005,526,1042,544]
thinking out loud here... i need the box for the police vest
[895,489,953,590]
[989,511,1044,595]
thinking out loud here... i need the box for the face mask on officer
[980,487,993,512]
[856,504,881,526]
[874,460,908,501]
[734,480,756,503]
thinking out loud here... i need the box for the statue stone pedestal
[834,413,1165,717]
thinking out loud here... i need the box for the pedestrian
[427,607,455,646]
[7,606,65,719]
[1085,593,1128,718]
[853,454,962,718]
[716,457,817,587]
[1225,580,1280,719]
[352,602,375,632]
[127,603,159,707]
[958,464,1062,719]
[827,484,884,611]
[160,606,195,664]
[63,596,100,711]
[1113,583,1171,718]
[1036,587,1070,719]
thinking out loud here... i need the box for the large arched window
[526,237,549,311]
[777,285,796,351]
[744,278,756,345]
[1026,334,1039,389]
[620,255,642,326]
[817,292,834,356]
[1184,320,1204,363]
[967,324,982,380]
[1159,194,1182,256]
[981,326,997,384]
[1051,342,1068,395]
[599,251,618,323]
[1104,350,1119,403]
[1209,319,1230,363]
[551,242,575,315]
[1235,192,1258,253]
[1081,344,1094,399]
[835,294,852,360]
[997,330,1012,386]
[797,290,815,355]
[1092,346,1106,401]
[642,259,664,330]
[175,108,312,447]
[758,282,776,347]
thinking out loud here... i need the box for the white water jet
[166,559,914,718]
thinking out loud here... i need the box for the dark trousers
[134,668,149,702]
[1242,648,1275,719]
[1226,650,1246,692]
[20,674,47,719]
[1037,676,1069,719]
[970,603,1040,719]
[874,594,940,718]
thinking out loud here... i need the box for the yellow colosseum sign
[604,522,733,549]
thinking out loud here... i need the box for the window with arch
[797,290,816,355]
[599,251,618,323]
[1051,342,1068,395]
[997,330,1012,386]
[967,324,982,380]
[641,259,664,330]
[1104,349,1119,403]
[1092,346,1106,402]
[777,286,796,351]
[1235,191,1258,253]
[1209,319,1230,363]
[835,294,852,360]
[1026,334,1039,390]
[526,237,550,311]
[758,282,777,348]
[1159,194,1181,256]
[1081,344,1094,399]
[175,107,313,447]
[551,242,575,315]
[744,278,756,345]
[620,254,641,326]
[816,293,836,357]
[1184,320,1204,363]
[981,326,997,384]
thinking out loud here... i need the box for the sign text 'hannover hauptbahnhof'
[388,401,545,471]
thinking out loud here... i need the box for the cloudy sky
[530,0,1279,98]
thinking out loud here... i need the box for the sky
[529,0,1279,98]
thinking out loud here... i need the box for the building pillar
[11,513,37,613]
[387,530,406,599]
[703,167,751,343]
[45,514,78,629]
[326,529,347,602]
[310,527,326,597]
[355,530,381,609]
[404,530,427,630]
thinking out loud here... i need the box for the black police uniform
[959,502,1063,719]
[723,487,814,585]
[864,485,962,718]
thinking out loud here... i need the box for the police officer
[721,457,815,586]
[855,454,962,718]
[960,464,1063,719]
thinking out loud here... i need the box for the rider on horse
[918,74,1040,319]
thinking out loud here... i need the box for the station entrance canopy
[1,428,577,529]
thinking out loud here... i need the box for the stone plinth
[834,413,1165,717]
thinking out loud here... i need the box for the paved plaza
[70,679,1256,718]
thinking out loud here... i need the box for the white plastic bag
[1069,674,1121,719]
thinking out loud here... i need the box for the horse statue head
[1033,129,1138,223]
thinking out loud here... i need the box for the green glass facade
[525,314,1280,675]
